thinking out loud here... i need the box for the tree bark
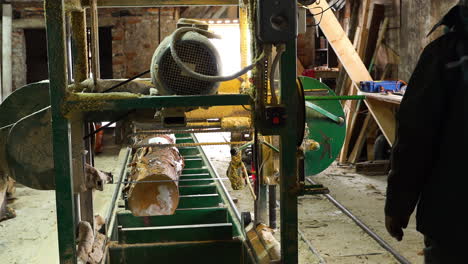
[127,135,184,216]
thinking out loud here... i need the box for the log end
[128,174,179,216]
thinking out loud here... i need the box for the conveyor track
[106,134,253,264]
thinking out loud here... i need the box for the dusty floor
[0,132,424,264]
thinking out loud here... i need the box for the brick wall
[9,4,179,89]
[11,29,27,90]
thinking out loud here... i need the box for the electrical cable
[170,27,266,82]
[308,0,340,26]
[83,110,135,140]
[102,69,151,93]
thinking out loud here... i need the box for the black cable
[102,69,150,93]
[309,0,339,26]
[83,110,135,140]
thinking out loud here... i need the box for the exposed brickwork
[11,29,27,90]
[10,5,179,86]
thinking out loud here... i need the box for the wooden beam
[2,3,12,100]
[309,0,397,154]
[309,0,372,83]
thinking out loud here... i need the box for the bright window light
[209,23,242,76]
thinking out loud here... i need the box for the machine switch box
[257,0,297,43]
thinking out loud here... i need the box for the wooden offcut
[127,135,184,216]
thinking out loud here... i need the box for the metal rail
[306,178,411,264]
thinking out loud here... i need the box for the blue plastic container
[359,81,405,93]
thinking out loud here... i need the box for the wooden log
[355,160,390,176]
[127,135,184,216]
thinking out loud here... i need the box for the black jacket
[385,6,468,245]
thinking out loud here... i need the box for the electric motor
[150,27,222,95]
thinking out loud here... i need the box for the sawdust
[221,117,251,129]
[64,92,141,115]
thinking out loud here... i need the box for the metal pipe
[306,178,411,264]
[261,140,280,153]
[305,95,366,101]
[298,228,327,264]
[105,147,131,232]
[306,101,344,125]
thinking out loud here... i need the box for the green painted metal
[108,240,245,264]
[179,185,218,195]
[45,0,77,263]
[178,178,218,186]
[279,39,299,264]
[109,134,248,262]
[306,101,342,124]
[183,158,204,169]
[182,167,209,174]
[64,94,252,113]
[193,135,244,238]
[305,95,366,101]
[175,137,195,144]
[118,223,233,244]
[178,147,200,156]
[261,140,280,153]
[301,77,346,176]
[117,208,228,228]
[178,194,221,208]
[180,173,211,178]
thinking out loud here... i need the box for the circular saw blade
[0,81,54,190]
[300,77,346,176]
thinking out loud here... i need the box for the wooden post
[2,3,12,100]
[127,135,184,216]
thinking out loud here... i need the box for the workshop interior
[1,0,463,263]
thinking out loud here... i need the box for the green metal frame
[279,39,299,263]
[44,0,300,263]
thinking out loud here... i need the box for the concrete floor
[0,132,424,264]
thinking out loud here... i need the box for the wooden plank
[365,98,396,145]
[348,113,371,164]
[355,160,390,176]
[309,1,372,83]
[297,58,305,75]
[366,117,379,161]
[117,207,228,228]
[2,3,12,99]
[310,0,397,150]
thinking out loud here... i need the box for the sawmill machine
[0,0,364,263]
